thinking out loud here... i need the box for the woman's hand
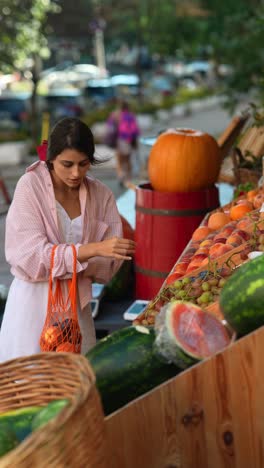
[78,237,136,262]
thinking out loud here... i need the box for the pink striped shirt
[5,161,123,309]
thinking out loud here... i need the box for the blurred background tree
[0,0,59,144]
[0,0,263,144]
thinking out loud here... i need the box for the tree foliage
[0,0,59,72]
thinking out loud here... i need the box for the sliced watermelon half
[154,301,232,369]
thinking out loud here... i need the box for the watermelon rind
[0,406,42,443]
[31,399,69,431]
[0,422,19,457]
[154,302,203,369]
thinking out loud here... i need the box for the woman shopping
[0,117,135,362]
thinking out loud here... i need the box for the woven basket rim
[0,352,103,467]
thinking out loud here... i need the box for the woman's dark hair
[46,117,101,169]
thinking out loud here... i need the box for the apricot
[208,212,231,231]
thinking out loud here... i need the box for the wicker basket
[0,353,107,468]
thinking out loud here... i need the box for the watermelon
[104,260,134,301]
[220,254,264,336]
[154,301,232,369]
[0,422,19,457]
[32,399,69,431]
[86,325,181,415]
[0,406,42,445]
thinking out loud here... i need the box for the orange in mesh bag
[40,244,82,353]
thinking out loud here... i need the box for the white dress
[0,201,96,363]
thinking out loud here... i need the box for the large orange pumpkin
[148,128,222,192]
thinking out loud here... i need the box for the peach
[236,217,252,230]
[200,257,209,267]
[225,234,244,246]
[192,252,208,262]
[232,229,250,241]
[192,226,212,242]
[236,199,254,209]
[209,242,234,259]
[253,193,264,209]
[212,236,227,244]
[208,212,231,231]
[220,223,236,237]
[186,265,200,274]
[200,239,213,248]
[173,262,189,273]
[194,247,210,256]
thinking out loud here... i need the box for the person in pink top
[106,100,140,186]
[0,117,135,362]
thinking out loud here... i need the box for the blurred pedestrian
[0,117,136,362]
[106,101,140,186]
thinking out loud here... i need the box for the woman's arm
[80,188,135,283]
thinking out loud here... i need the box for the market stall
[1,114,264,468]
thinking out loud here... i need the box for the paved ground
[0,101,236,288]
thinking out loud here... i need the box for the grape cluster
[137,266,233,326]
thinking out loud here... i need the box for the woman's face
[51,149,91,190]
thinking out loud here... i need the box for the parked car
[0,92,31,130]
[43,89,84,121]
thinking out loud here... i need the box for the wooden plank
[238,125,264,157]
[105,326,264,468]
[217,113,249,160]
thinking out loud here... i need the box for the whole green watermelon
[220,254,264,336]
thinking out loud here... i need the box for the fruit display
[134,191,264,327]
[86,301,235,415]
[165,205,263,281]
[148,128,222,192]
[154,301,232,369]
[134,259,241,326]
[220,253,264,337]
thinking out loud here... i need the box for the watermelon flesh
[155,301,232,369]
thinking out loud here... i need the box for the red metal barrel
[135,183,220,300]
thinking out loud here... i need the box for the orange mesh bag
[40,244,82,353]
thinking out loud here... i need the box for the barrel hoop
[135,205,219,217]
[135,264,169,278]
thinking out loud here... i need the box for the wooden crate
[105,325,264,468]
